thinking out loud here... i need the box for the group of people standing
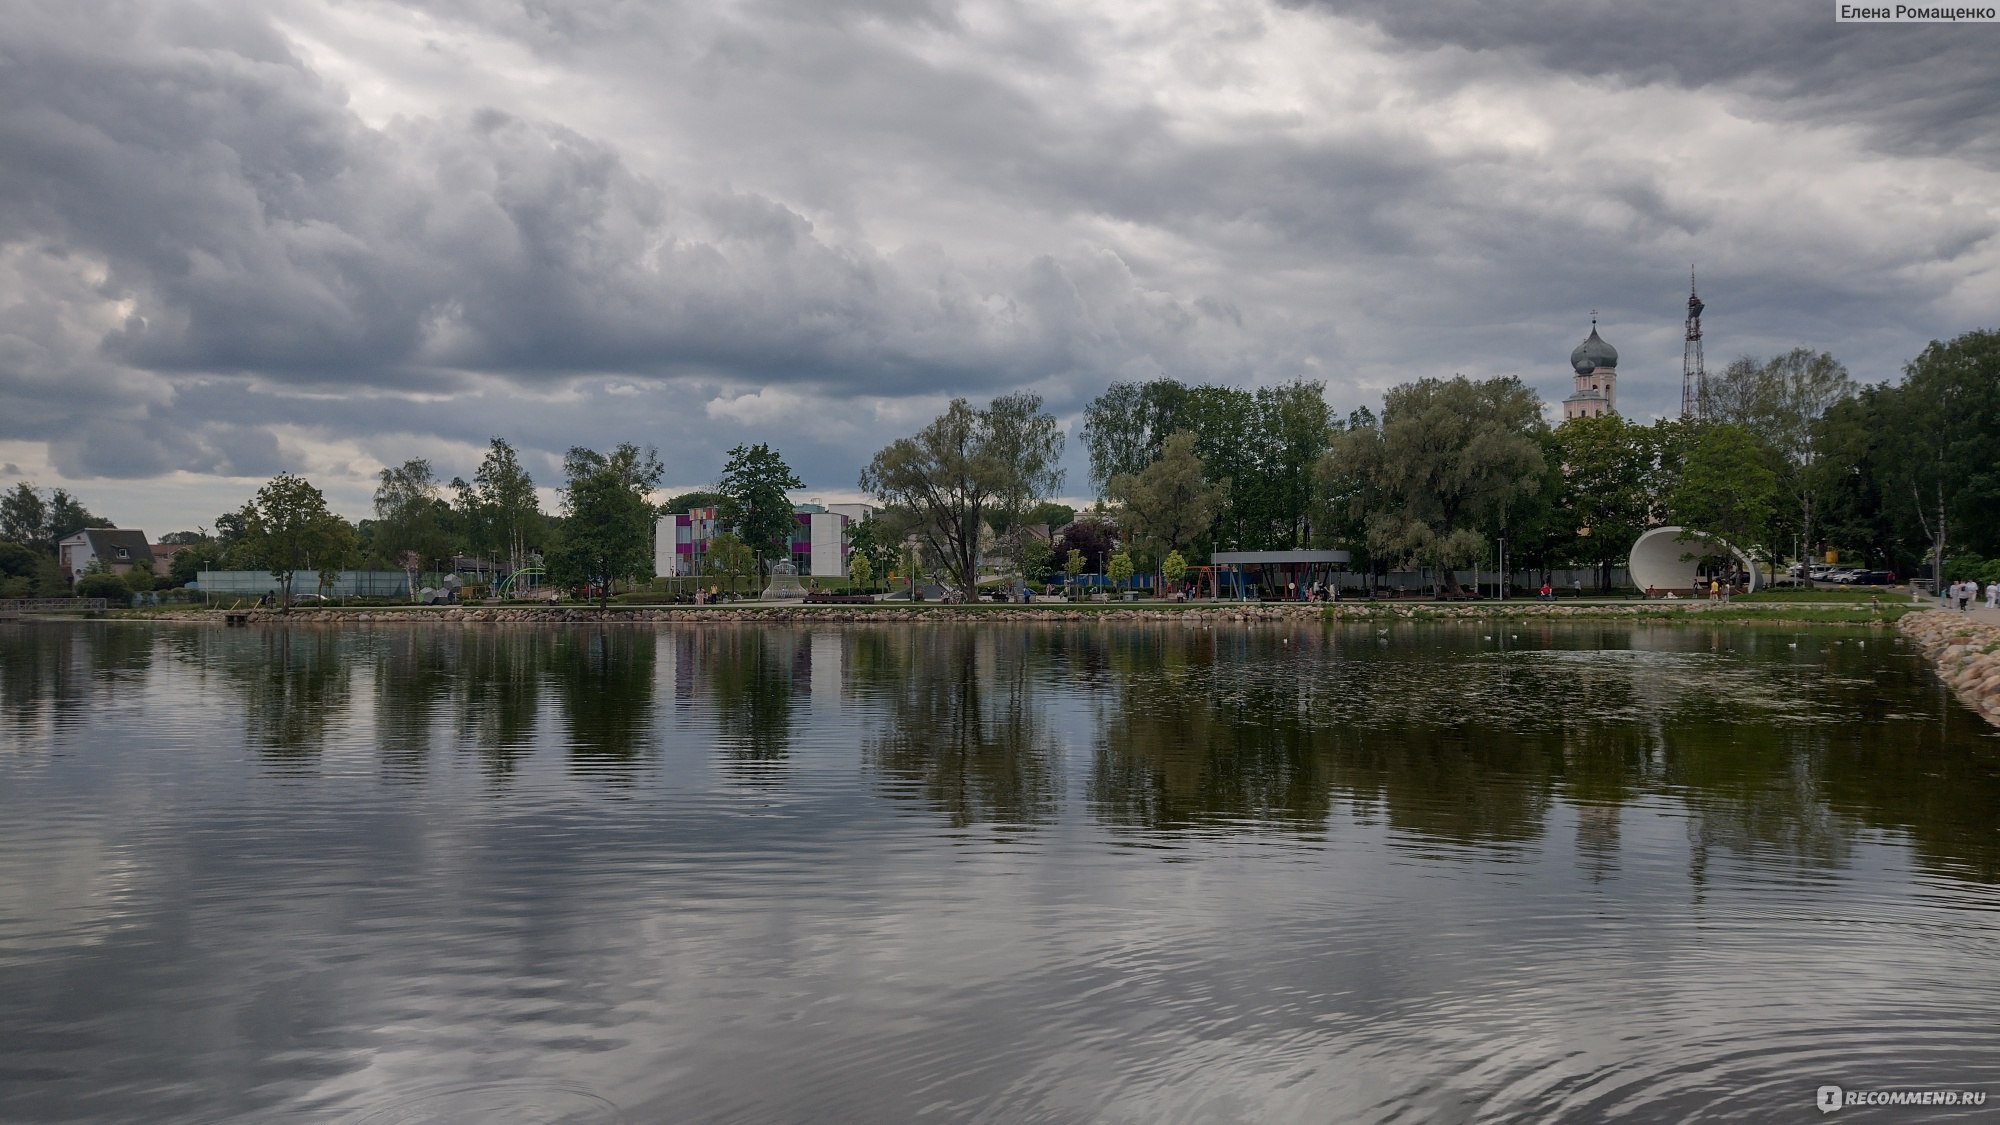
[1942,579,1998,612]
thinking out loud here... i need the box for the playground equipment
[495,567,548,600]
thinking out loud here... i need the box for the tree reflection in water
[863,629,1060,828]
[452,628,549,780]
[550,626,657,781]
[232,627,353,771]
[6,621,1991,883]
[1080,622,2000,884]
[696,627,799,776]
[372,628,455,781]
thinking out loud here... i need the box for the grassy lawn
[1735,587,1916,603]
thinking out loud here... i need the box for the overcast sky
[2,0,1995,532]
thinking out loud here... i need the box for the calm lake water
[2,620,1998,1123]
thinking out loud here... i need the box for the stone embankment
[1897,610,2000,727]
[134,600,1897,627]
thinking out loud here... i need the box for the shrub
[75,572,131,602]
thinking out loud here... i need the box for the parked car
[1846,570,1896,585]
[1826,568,1860,583]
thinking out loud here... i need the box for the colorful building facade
[655,504,874,579]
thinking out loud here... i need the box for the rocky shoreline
[120,600,1902,627]
[1897,610,2000,727]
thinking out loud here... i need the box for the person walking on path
[1958,580,1973,613]
[1985,580,1998,610]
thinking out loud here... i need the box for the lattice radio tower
[1681,269,1707,420]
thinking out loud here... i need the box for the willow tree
[1327,376,1545,595]
[860,393,1063,593]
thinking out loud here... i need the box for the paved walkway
[1923,601,2000,624]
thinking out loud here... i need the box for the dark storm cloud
[0,0,1235,408]
[1308,0,2000,166]
[0,0,1992,520]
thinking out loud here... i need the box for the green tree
[845,515,897,587]
[1083,379,1333,549]
[860,395,1065,593]
[1249,381,1336,548]
[1063,548,1085,592]
[169,537,220,587]
[46,489,111,542]
[75,570,131,602]
[553,444,665,607]
[663,489,727,514]
[704,532,756,596]
[1553,415,1653,590]
[1667,424,1780,558]
[1082,379,1193,494]
[980,393,1067,583]
[473,438,543,574]
[1107,550,1134,591]
[373,459,449,597]
[0,540,38,596]
[1161,549,1188,590]
[1709,348,1854,580]
[719,443,805,587]
[1023,501,1076,532]
[1879,330,2000,589]
[447,474,487,559]
[1,484,48,549]
[1020,534,1053,587]
[235,473,353,609]
[1108,430,1225,559]
[1328,375,1546,594]
[848,552,874,590]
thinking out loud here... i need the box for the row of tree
[6,328,1993,604]
[853,329,1995,596]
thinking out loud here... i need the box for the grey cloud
[2,2,1242,403]
[0,0,1992,511]
[1304,0,2000,166]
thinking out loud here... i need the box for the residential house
[149,542,195,579]
[57,528,153,584]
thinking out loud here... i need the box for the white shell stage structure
[1628,526,1762,593]
[762,560,808,600]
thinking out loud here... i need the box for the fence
[195,570,412,598]
[0,599,109,613]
